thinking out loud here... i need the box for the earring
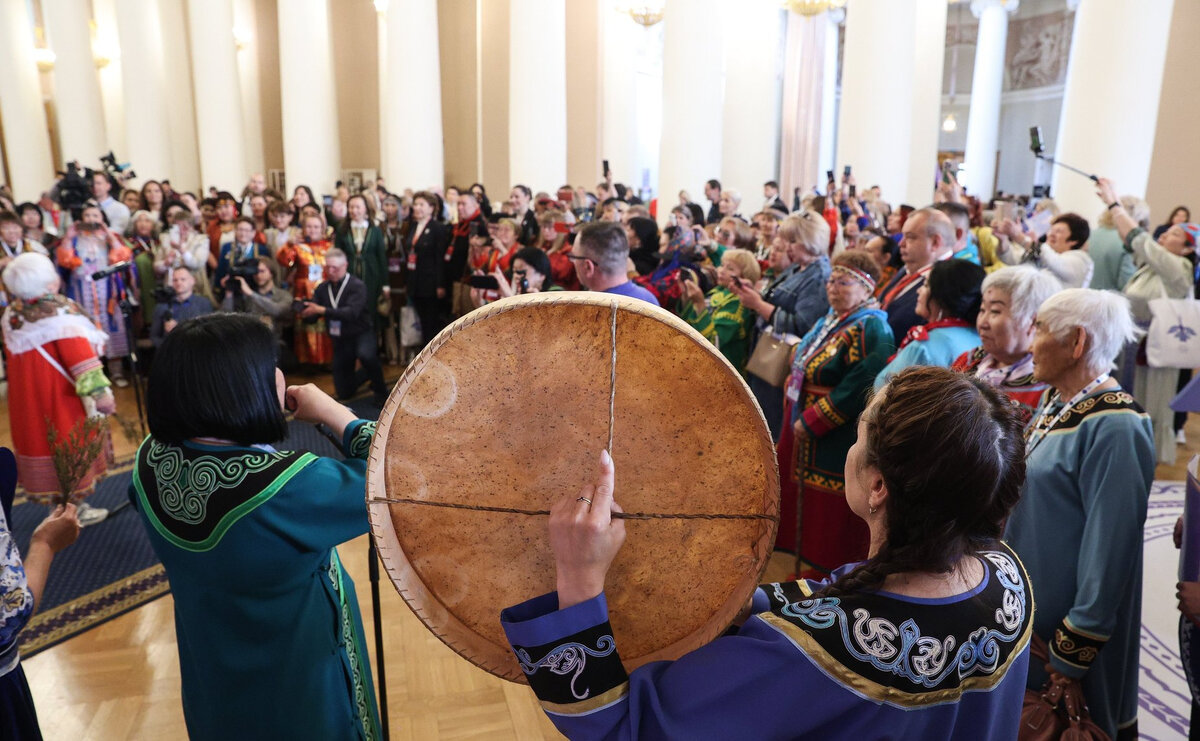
[870,506,877,515]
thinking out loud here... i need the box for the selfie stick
[314,422,390,740]
[1034,153,1099,183]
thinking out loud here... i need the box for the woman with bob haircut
[952,265,1062,425]
[131,313,381,740]
[1004,288,1154,740]
[501,366,1033,740]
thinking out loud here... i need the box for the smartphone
[291,300,307,313]
[1029,126,1044,154]
[602,159,611,178]
[843,165,851,178]
[322,195,333,207]
[941,160,954,184]
[826,170,835,183]
[469,275,500,290]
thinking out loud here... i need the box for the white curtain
[778,12,826,202]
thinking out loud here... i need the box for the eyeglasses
[566,254,593,263]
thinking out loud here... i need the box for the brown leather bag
[1019,634,1110,741]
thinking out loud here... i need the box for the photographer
[214,217,273,295]
[298,249,387,404]
[221,257,294,367]
[150,267,214,348]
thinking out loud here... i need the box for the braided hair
[811,366,1025,600]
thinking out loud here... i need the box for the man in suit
[762,181,788,214]
[877,208,955,341]
[704,179,722,225]
[299,248,388,404]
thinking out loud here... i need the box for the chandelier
[618,2,664,27]
[783,0,847,16]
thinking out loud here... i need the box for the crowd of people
[0,155,1197,739]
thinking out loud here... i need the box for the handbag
[399,305,422,347]
[745,331,793,388]
[1019,634,1110,741]
[1146,297,1200,369]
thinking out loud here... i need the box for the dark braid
[812,367,1026,600]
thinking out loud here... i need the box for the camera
[100,151,136,181]
[56,162,93,219]
[153,285,176,304]
[230,261,259,284]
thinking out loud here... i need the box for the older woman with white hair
[2,253,115,525]
[951,266,1062,424]
[731,212,832,440]
[1004,288,1154,741]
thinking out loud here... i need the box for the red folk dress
[277,240,333,365]
[2,295,112,502]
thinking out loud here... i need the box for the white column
[1052,0,1175,217]
[42,0,108,164]
[0,2,55,199]
[961,0,1015,201]
[903,0,947,206]
[157,0,201,190]
[235,0,266,176]
[658,0,723,214]
[509,0,567,191]
[815,10,842,188]
[721,0,786,206]
[382,0,443,189]
[92,0,127,164]
[779,11,827,201]
[837,0,945,208]
[599,10,639,190]
[376,2,389,185]
[277,0,341,194]
[187,0,248,192]
[114,0,173,185]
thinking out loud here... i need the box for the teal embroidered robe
[130,421,381,741]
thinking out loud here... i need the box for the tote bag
[1147,297,1200,369]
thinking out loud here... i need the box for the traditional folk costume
[54,231,133,359]
[263,226,301,259]
[277,240,334,365]
[777,299,894,567]
[873,319,978,391]
[678,287,756,376]
[126,234,160,325]
[501,544,1033,740]
[334,221,387,330]
[951,348,1047,426]
[1004,385,1154,739]
[130,421,382,741]
[2,294,111,501]
[1,503,43,739]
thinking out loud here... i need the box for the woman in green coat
[335,195,388,332]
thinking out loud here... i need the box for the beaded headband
[832,264,876,290]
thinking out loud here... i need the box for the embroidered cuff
[801,401,838,438]
[501,593,629,713]
[343,420,376,460]
[1049,617,1107,678]
[75,367,112,397]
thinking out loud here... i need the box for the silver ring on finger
[577,496,592,505]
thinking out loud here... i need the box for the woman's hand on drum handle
[285,383,357,440]
[551,449,626,610]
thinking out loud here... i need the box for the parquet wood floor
[2,372,1190,739]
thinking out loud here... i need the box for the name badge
[328,320,342,337]
[407,252,417,271]
[308,264,323,284]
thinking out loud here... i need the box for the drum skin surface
[366,292,780,681]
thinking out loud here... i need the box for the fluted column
[509,0,567,190]
[157,0,201,190]
[187,0,247,191]
[961,0,1016,200]
[234,0,266,176]
[277,0,341,194]
[114,0,173,184]
[381,0,443,189]
[91,0,127,162]
[599,9,639,191]
[1052,0,1175,216]
[42,0,108,164]
[838,0,945,207]
[722,0,786,204]
[0,1,55,199]
[658,0,723,214]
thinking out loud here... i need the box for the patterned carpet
[1141,480,1191,740]
[11,395,384,658]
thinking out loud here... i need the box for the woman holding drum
[502,366,1033,739]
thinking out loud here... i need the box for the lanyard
[1025,373,1109,457]
[328,276,349,309]
[881,265,930,307]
